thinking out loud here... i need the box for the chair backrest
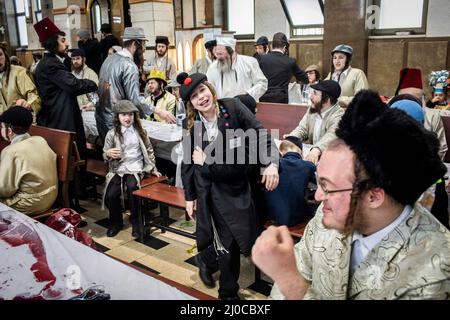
[440,116,450,163]
[256,102,309,138]
[29,125,74,182]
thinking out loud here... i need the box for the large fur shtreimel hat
[335,90,446,206]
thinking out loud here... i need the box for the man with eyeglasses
[252,90,450,300]
[285,80,344,165]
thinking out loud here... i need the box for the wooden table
[133,183,195,242]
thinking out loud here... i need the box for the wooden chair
[0,126,79,220]
[28,126,75,210]
[256,102,309,138]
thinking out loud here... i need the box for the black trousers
[105,174,140,227]
[200,204,241,299]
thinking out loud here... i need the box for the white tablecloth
[82,113,183,142]
[82,111,98,137]
[0,203,194,300]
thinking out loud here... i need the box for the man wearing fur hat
[252,90,450,300]
[144,36,176,80]
[206,36,268,113]
[0,107,57,216]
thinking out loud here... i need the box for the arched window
[184,41,192,72]
[192,34,204,63]
[177,42,184,71]
[91,1,102,34]
[14,0,29,46]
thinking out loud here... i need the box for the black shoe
[194,255,215,288]
[106,225,123,237]
[131,225,142,239]
[77,220,88,228]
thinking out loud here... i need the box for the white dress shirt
[206,54,268,102]
[199,113,218,143]
[350,205,413,275]
[116,126,144,174]
[313,105,334,144]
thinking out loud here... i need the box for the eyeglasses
[315,172,353,197]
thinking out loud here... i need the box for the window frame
[280,0,325,38]
[13,0,29,47]
[225,0,255,40]
[35,0,42,23]
[368,0,428,35]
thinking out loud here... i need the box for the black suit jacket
[258,51,308,104]
[35,53,98,158]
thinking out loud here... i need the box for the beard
[309,100,322,114]
[218,58,232,73]
[72,63,83,73]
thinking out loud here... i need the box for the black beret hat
[0,106,33,127]
[284,136,303,150]
[336,90,446,205]
[205,40,217,50]
[70,48,85,58]
[255,36,269,46]
[100,23,112,33]
[155,36,169,46]
[311,80,342,99]
[177,72,207,101]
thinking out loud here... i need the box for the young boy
[264,136,316,227]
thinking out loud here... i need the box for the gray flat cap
[122,27,148,41]
[112,100,139,114]
[76,29,90,39]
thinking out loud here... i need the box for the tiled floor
[77,199,272,300]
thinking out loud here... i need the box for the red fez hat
[398,68,423,90]
[33,17,61,44]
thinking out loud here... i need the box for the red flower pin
[184,77,192,85]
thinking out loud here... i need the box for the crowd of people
[0,16,449,300]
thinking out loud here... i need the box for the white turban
[216,36,236,50]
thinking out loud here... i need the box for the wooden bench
[132,182,192,242]
[256,102,309,138]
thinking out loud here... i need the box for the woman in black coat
[179,72,279,299]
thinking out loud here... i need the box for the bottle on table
[176,99,186,128]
